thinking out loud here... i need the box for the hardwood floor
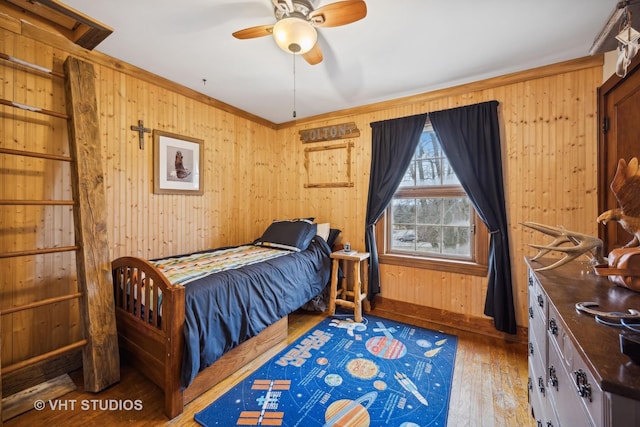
[4,310,534,426]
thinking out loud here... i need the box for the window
[376,123,488,276]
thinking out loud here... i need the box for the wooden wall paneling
[0,41,84,416]
[563,71,577,216]
[1,21,284,391]
[2,42,76,366]
[89,60,280,260]
[0,42,13,365]
[227,114,242,244]
[277,59,602,329]
[584,70,599,216]
[127,76,143,258]
[133,79,147,258]
[3,10,605,343]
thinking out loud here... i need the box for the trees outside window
[376,124,488,276]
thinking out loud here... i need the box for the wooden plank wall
[276,56,603,329]
[0,19,278,369]
[0,30,80,368]
[1,3,604,363]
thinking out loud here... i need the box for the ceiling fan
[232,0,367,65]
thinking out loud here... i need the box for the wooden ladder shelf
[0,55,119,423]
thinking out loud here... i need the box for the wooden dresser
[526,257,640,427]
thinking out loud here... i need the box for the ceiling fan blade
[232,24,274,39]
[309,1,367,28]
[303,42,323,65]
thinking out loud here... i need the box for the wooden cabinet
[527,258,640,427]
[598,55,640,253]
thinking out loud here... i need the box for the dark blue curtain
[365,113,427,301]
[429,100,516,334]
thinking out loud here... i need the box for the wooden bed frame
[111,256,289,419]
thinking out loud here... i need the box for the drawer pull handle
[537,294,544,308]
[549,318,558,336]
[548,365,558,390]
[574,369,592,402]
[538,376,545,396]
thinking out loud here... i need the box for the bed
[111,219,336,418]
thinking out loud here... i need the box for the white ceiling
[63,0,618,124]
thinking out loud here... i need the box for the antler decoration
[522,221,606,271]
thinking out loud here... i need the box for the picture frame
[153,130,204,195]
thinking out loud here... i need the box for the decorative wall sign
[299,122,359,143]
[153,130,204,195]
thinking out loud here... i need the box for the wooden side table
[328,251,370,322]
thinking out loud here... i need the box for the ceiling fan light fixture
[273,17,317,54]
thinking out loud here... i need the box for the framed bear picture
[153,130,204,195]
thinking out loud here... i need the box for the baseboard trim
[370,297,527,344]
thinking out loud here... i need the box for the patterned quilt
[150,245,289,286]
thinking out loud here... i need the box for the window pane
[415,159,441,186]
[392,223,416,250]
[416,198,442,224]
[390,196,472,258]
[442,226,471,255]
[398,162,416,188]
[391,199,415,223]
[442,198,469,225]
[442,158,460,185]
[416,225,441,254]
[385,124,476,262]
[417,131,438,158]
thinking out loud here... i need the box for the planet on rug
[195,314,457,427]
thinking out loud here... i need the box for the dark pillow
[293,217,315,223]
[255,220,318,252]
[327,228,341,249]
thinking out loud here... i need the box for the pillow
[327,228,341,249]
[255,220,317,252]
[316,222,331,241]
[274,217,314,224]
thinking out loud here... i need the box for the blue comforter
[180,238,332,387]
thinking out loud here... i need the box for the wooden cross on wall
[130,120,151,149]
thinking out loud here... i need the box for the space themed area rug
[194,314,457,427]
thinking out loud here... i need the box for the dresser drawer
[528,359,545,426]
[529,272,547,321]
[528,302,546,363]
[547,304,603,426]
[547,303,564,358]
[529,350,558,427]
[547,336,592,426]
[528,274,547,361]
[568,348,603,426]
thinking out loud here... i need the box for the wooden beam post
[63,56,120,392]
[1,319,3,427]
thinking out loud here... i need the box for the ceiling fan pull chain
[293,53,297,118]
